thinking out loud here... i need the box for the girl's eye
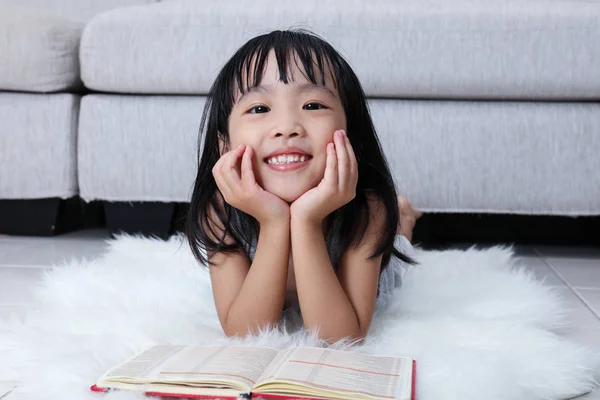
[248,105,270,114]
[303,102,327,111]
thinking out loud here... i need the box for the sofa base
[0,197,103,236]
[414,213,600,249]
[103,201,179,240]
[3,199,597,247]
[101,203,600,247]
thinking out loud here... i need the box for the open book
[91,345,416,400]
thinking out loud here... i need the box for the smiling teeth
[267,155,307,165]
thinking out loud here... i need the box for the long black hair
[186,29,417,271]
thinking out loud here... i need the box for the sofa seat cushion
[0,5,83,92]
[0,93,79,199]
[77,95,600,214]
[80,0,600,99]
[78,95,204,202]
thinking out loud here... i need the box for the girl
[186,29,421,344]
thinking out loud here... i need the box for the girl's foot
[397,196,422,242]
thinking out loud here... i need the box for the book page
[255,347,412,400]
[256,348,296,383]
[104,345,186,379]
[101,345,279,390]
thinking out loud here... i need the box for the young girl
[186,29,421,344]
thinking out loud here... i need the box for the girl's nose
[271,114,306,138]
[274,131,300,138]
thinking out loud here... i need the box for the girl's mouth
[264,153,313,171]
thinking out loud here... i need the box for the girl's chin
[263,186,309,204]
[274,191,303,204]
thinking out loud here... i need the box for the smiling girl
[186,30,421,343]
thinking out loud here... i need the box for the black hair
[186,29,417,271]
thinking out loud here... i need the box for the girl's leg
[376,196,422,311]
[397,196,422,242]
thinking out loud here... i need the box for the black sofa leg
[412,213,600,248]
[103,201,176,240]
[0,198,62,236]
[0,197,100,236]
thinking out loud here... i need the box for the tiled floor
[0,230,599,398]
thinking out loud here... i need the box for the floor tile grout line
[532,247,600,261]
[532,247,573,286]
[534,248,600,321]
[0,257,103,269]
[0,264,55,269]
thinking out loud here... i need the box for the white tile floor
[1,230,599,398]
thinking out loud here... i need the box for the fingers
[335,130,349,190]
[220,144,244,190]
[224,144,245,177]
[343,131,358,182]
[213,144,245,203]
[323,142,338,187]
[333,130,358,199]
[338,130,358,188]
[240,145,257,189]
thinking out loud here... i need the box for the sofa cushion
[78,95,204,202]
[77,95,600,214]
[80,0,600,99]
[0,6,83,92]
[0,93,79,199]
[0,0,158,22]
[0,1,159,92]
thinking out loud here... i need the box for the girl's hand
[213,144,290,225]
[290,130,358,225]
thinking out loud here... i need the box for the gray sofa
[1,0,600,231]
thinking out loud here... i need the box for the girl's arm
[207,203,290,337]
[290,130,381,343]
[291,197,384,343]
[208,144,291,337]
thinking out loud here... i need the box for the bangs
[224,30,342,108]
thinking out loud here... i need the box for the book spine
[250,394,320,400]
[145,391,238,399]
[91,386,240,399]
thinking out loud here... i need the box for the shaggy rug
[0,234,599,400]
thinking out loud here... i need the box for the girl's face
[227,51,347,203]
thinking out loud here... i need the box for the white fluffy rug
[1,234,599,400]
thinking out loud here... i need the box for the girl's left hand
[290,130,358,224]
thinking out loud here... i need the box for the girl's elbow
[222,325,243,338]
[343,324,369,344]
[346,330,367,344]
[317,328,366,345]
[221,317,251,338]
[222,322,257,338]
[222,319,281,338]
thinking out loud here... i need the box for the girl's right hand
[212,144,290,225]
